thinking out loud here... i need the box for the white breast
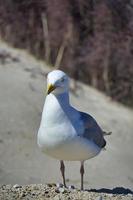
[37,94,100,161]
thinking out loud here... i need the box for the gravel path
[0,184,133,200]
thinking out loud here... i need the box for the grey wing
[79,112,106,148]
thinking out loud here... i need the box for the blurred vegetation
[0,0,133,107]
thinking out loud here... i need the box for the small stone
[53,196,61,200]
[58,187,65,193]
[55,188,60,193]
[46,183,53,187]
[13,184,21,189]
[95,196,103,200]
[31,191,36,195]
[55,187,67,194]
[44,190,49,194]
[68,185,75,190]
[5,184,12,190]
[19,192,26,198]
[56,183,64,188]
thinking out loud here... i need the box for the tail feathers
[103,131,112,136]
[101,131,111,150]
[101,138,106,148]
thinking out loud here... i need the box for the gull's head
[46,70,69,95]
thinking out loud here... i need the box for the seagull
[37,70,107,190]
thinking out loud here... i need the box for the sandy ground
[0,41,133,194]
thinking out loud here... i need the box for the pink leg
[60,160,66,187]
[80,161,84,190]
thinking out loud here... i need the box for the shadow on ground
[89,187,133,195]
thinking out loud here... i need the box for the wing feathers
[80,112,107,148]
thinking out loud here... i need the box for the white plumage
[37,70,106,190]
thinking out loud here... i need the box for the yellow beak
[47,84,56,94]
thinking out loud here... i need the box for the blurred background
[0,0,133,190]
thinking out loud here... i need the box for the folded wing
[79,112,106,148]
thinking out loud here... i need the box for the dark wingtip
[103,131,112,136]
[102,139,106,148]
